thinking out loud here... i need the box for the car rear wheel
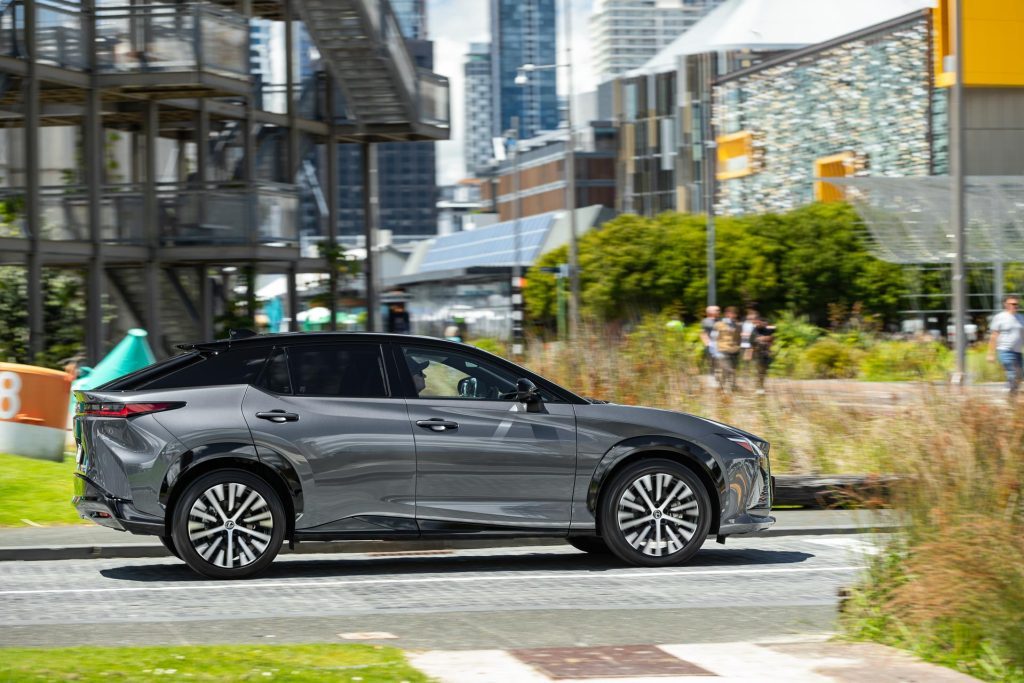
[599,459,711,567]
[567,536,612,555]
[171,469,285,580]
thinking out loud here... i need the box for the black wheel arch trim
[587,435,726,533]
[160,442,304,539]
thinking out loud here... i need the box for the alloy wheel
[187,482,274,569]
[616,472,701,557]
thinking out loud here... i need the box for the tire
[567,536,613,555]
[159,535,181,560]
[171,469,286,580]
[599,459,712,567]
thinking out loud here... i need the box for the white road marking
[659,642,846,682]
[0,564,862,597]
[409,650,550,683]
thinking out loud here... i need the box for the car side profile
[73,333,774,579]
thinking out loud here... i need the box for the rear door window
[141,346,272,390]
[286,343,389,398]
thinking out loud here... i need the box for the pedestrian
[987,295,1024,396]
[740,308,757,383]
[713,307,742,391]
[747,315,776,394]
[699,305,720,375]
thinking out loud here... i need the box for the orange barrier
[0,362,73,461]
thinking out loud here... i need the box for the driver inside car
[407,356,429,395]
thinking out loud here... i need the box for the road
[0,535,877,650]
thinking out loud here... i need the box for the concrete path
[409,638,978,682]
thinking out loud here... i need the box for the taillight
[77,402,184,418]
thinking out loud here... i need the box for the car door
[242,342,417,533]
[397,343,577,531]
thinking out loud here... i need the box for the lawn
[0,452,86,527]
[0,644,430,682]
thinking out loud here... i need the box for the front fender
[587,435,726,520]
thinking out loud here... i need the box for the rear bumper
[72,473,164,536]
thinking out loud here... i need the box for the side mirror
[515,378,542,411]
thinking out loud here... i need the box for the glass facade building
[464,42,495,176]
[491,0,558,141]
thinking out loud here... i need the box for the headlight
[721,434,766,457]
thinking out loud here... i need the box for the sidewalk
[0,509,898,561]
[408,637,976,682]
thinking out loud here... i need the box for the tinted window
[98,352,201,390]
[287,343,388,398]
[258,349,292,394]
[142,347,271,390]
[401,346,557,401]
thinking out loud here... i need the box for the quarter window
[286,343,389,398]
[142,346,271,390]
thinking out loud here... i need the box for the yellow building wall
[934,0,1024,87]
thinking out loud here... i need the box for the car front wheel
[599,459,711,567]
[171,469,285,579]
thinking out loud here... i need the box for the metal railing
[0,182,298,246]
[95,3,247,78]
[0,0,84,68]
[417,68,450,129]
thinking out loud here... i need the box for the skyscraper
[464,43,494,175]
[334,0,438,244]
[591,0,725,83]
[391,0,428,40]
[491,0,558,141]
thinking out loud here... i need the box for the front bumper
[72,473,164,536]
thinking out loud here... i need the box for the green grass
[0,644,430,682]
[0,452,86,527]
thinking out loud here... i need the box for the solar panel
[419,212,558,272]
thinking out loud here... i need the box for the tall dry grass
[524,330,1024,679]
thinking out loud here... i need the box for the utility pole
[703,54,717,308]
[562,0,580,337]
[951,0,967,383]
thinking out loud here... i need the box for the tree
[0,266,86,369]
[524,203,920,329]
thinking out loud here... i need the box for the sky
[427,0,597,185]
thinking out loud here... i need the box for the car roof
[177,332,479,352]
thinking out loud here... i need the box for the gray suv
[73,333,774,579]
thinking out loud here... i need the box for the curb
[0,524,901,562]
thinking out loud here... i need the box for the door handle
[416,418,459,432]
[256,410,299,423]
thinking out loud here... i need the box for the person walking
[740,308,758,384]
[699,305,720,376]
[747,314,776,394]
[988,295,1024,396]
[714,307,742,391]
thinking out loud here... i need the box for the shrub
[794,338,864,379]
[858,341,951,381]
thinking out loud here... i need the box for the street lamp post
[507,120,524,357]
[515,0,581,337]
[950,0,967,383]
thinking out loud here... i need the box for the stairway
[107,267,203,356]
[294,0,421,130]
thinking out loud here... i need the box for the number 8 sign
[0,371,21,420]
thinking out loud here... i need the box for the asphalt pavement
[1,521,978,682]
[0,534,877,649]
